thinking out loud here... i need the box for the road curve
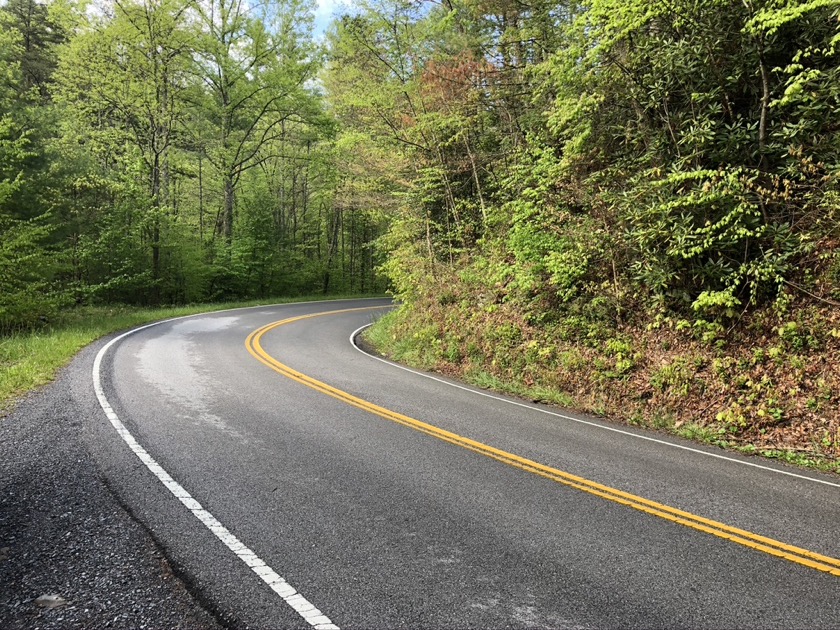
[89,298,840,628]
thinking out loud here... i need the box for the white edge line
[349,322,840,490]
[92,301,353,630]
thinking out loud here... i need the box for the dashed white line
[93,308,342,630]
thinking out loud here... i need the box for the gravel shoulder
[0,339,221,630]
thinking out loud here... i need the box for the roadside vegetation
[2,0,839,470]
[367,298,840,473]
[0,296,374,414]
[346,0,840,473]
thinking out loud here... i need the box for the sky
[313,0,348,38]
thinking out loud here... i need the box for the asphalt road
[5,297,840,628]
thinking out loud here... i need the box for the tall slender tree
[191,0,319,245]
[55,0,195,297]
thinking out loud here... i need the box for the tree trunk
[223,175,235,244]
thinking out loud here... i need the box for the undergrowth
[365,292,840,476]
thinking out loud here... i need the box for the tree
[191,0,320,245]
[0,17,64,330]
[1,0,66,99]
[55,0,197,298]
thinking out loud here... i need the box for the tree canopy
[1,0,838,335]
[0,0,387,332]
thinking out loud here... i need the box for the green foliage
[1,0,66,98]
[0,214,66,332]
[650,356,700,397]
[777,320,819,351]
[532,0,840,317]
[0,0,385,325]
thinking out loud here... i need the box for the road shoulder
[0,341,221,630]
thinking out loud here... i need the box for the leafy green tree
[0,0,66,99]
[191,0,320,245]
[0,19,65,330]
[499,0,839,323]
[55,0,199,300]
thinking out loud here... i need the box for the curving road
[86,298,840,628]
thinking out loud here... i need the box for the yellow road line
[245,307,840,578]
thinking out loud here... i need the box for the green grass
[464,370,565,404]
[674,422,840,474]
[0,295,381,415]
[464,369,511,392]
[362,309,438,369]
[366,313,576,408]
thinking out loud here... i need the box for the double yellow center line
[245,307,840,578]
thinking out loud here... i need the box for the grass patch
[673,422,840,474]
[367,315,577,408]
[752,448,840,474]
[363,309,439,369]
[527,386,575,408]
[0,294,382,415]
[673,422,731,448]
[465,370,511,392]
[459,371,575,408]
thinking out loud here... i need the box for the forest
[2,0,839,460]
[0,0,387,331]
